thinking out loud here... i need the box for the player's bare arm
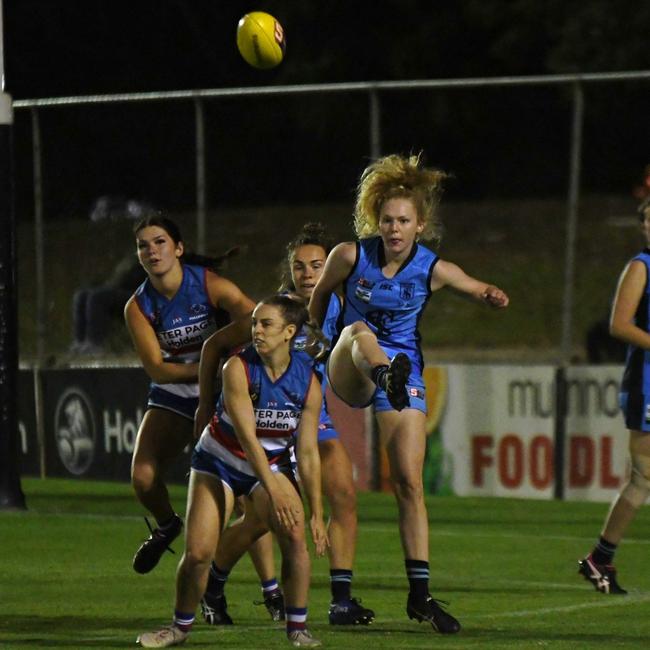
[610,259,650,349]
[206,273,256,319]
[309,242,355,325]
[194,317,253,438]
[431,259,509,308]
[295,375,328,557]
[124,296,199,384]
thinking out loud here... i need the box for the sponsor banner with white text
[40,368,192,482]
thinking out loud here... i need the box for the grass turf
[2,478,650,649]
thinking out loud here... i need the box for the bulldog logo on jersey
[400,282,415,300]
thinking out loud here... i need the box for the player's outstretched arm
[431,259,509,308]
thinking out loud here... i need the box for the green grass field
[2,478,650,649]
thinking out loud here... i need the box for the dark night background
[3,1,650,358]
[4,1,650,217]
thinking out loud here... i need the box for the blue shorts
[619,392,650,432]
[326,361,427,414]
[191,445,296,497]
[318,397,339,442]
[147,386,198,421]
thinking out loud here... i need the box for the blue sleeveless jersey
[621,250,650,395]
[134,264,229,400]
[340,237,438,374]
[200,345,316,468]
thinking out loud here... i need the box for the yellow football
[236,12,286,70]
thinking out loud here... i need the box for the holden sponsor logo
[54,387,96,475]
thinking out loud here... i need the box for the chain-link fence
[12,71,650,364]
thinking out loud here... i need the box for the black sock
[330,569,353,602]
[157,514,179,530]
[405,559,429,599]
[371,364,389,390]
[206,562,229,596]
[592,536,617,565]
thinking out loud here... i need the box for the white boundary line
[470,591,650,619]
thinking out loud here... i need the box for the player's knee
[131,461,156,493]
[620,453,650,508]
[183,544,213,570]
[346,321,374,344]
[326,480,357,513]
[391,474,424,503]
[279,523,306,551]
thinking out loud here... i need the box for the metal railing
[13,70,650,363]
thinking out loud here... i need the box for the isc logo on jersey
[255,408,299,431]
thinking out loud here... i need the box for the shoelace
[201,602,217,617]
[143,517,176,555]
[425,596,451,611]
[253,593,282,606]
[156,625,182,639]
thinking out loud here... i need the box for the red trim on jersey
[209,421,247,459]
[209,418,287,465]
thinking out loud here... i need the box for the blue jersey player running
[309,154,509,635]
[579,196,650,595]
[124,216,255,574]
[137,295,328,649]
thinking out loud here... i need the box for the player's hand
[304,322,331,362]
[269,485,301,532]
[309,515,329,557]
[483,285,509,308]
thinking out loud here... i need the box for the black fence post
[553,366,568,500]
[0,91,26,510]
